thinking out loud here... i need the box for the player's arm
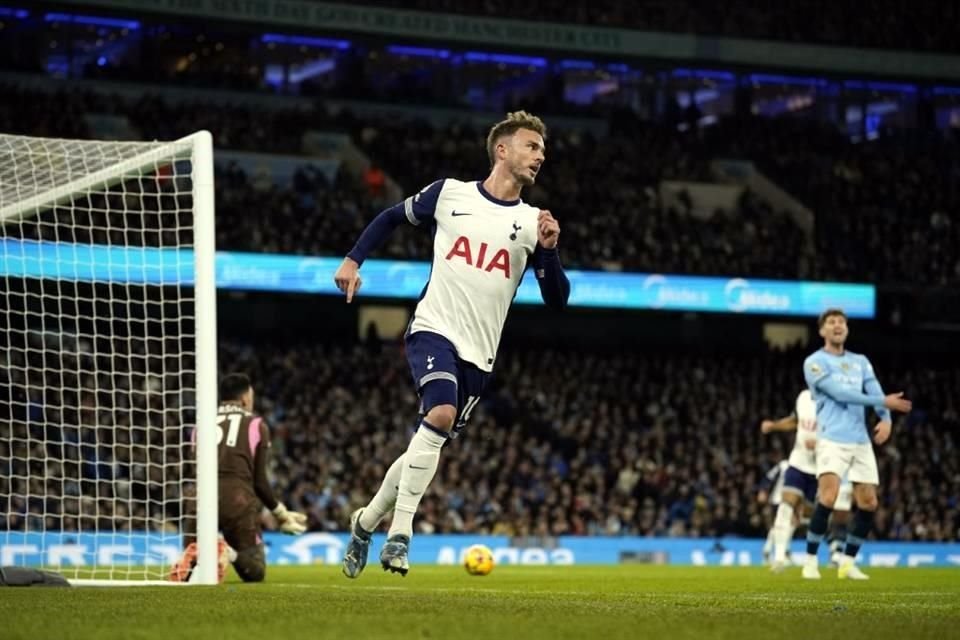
[531,246,570,310]
[334,180,443,302]
[861,357,894,420]
[862,357,910,444]
[804,356,908,412]
[760,414,797,434]
[532,209,569,310]
[253,421,306,534]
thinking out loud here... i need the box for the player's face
[242,387,255,411]
[820,314,848,346]
[505,129,545,186]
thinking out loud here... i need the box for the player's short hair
[818,308,847,328]
[486,111,547,167]
[219,373,252,402]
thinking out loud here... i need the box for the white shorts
[816,439,879,485]
[834,480,854,511]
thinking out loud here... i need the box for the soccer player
[801,309,912,580]
[171,373,307,583]
[760,390,818,572]
[334,111,570,577]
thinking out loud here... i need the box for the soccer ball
[463,544,495,576]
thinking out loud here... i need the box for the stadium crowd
[5,81,957,284]
[362,0,960,54]
[2,335,956,543]
[2,26,958,545]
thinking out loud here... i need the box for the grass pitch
[2,565,957,640]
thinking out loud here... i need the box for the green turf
[2,566,957,640]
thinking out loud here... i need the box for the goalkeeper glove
[272,503,308,535]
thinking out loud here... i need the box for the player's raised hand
[537,209,560,249]
[760,419,774,433]
[333,257,362,303]
[873,420,892,445]
[882,392,912,413]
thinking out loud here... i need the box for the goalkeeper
[172,373,306,583]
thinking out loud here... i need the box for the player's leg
[803,472,839,579]
[358,454,405,532]
[232,545,266,583]
[379,331,461,575]
[769,493,796,571]
[381,394,454,575]
[762,527,775,565]
[838,444,879,580]
[773,468,814,572]
[343,454,406,578]
[803,441,849,579]
[222,512,266,583]
[762,489,781,564]
[828,480,853,566]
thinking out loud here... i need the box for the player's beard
[511,160,535,186]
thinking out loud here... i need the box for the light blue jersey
[803,349,892,444]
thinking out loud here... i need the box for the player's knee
[856,493,878,511]
[819,487,839,507]
[425,404,457,432]
[236,561,265,583]
[234,548,266,583]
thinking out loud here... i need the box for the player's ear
[497,138,509,161]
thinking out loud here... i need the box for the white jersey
[404,179,540,371]
[788,390,818,474]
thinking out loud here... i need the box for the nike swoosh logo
[451,211,472,217]
[408,465,429,470]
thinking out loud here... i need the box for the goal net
[0,131,218,585]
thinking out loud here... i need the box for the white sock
[388,424,446,540]
[773,502,795,564]
[763,527,775,555]
[358,454,405,533]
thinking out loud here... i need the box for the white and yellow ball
[463,544,495,576]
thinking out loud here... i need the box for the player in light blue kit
[333,112,570,578]
[801,309,912,580]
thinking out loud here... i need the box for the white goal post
[0,131,218,586]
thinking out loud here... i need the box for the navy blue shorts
[782,465,818,503]
[405,331,490,437]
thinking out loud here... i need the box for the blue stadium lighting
[559,59,596,70]
[0,6,28,18]
[843,79,917,94]
[464,51,547,67]
[606,63,631,73]
[932,85,960,96]
[672,68,735,82]
[0,240,877,318]
[44,12,140,30]
[260,33,350,50]
[386,45,450,59]
[748,73,828,87]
